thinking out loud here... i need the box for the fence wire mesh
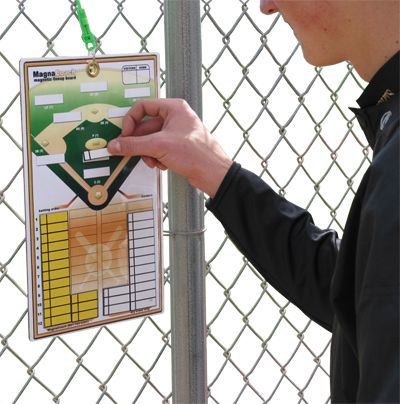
[0,0,368,402]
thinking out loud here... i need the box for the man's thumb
[107,135,153,157]
[108,139,123,154]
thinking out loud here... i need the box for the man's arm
[207,162,338,331]
[108,98,339,330]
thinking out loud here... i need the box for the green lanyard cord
[75,0,97,52]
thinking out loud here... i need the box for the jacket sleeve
[206,162,339,331]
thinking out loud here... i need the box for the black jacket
[207,52,399,403]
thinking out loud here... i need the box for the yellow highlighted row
[44,298,98,313]
[44,318,52,328]
[43,286,70,300]
[44,294,71,309]
[72,290,98,303]
[44,304,70,318]
[42,267,70,282]
[44,313,71,328]
[43,277,70,291]
[41,231,68,244]
[41,240,69,253]
[40,212,68,225]
[72,299,98,313]
[42,258,69,271]
[49,295,71,307]
[42,249,69,263]
[49,313,71,327]
[72,308,97,322]
[44,308,97,328]
[41,222,68,235]
[44,297,97,314]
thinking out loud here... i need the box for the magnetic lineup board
[20,54,163,339]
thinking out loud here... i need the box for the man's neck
[350,4,399,82]
[352,44,399,83]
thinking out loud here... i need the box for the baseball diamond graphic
[32,104,141,210]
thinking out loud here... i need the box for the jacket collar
[349,51,399,154]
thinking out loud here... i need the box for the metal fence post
[164,0,207,403]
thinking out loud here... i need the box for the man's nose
[260,0,279,15]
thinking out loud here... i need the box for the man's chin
[301,47,343,68]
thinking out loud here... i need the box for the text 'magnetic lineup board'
[20,54,163,340]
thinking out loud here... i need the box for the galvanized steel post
[164,0,208,403]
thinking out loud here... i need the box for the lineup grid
[37,199,159,335]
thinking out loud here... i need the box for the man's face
[260,0,351,67]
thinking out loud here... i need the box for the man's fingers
[121,100,164,136]
[128,117,164,138]
[142,156,168,170]
[108,132,162,158]
[121,113,135,137]
[120,101,163,137]
[109,139,168,171]
[142,156,158,168]
[122,99,189,136]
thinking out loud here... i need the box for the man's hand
[107,99,232,198]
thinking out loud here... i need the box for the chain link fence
[0,0,368,402]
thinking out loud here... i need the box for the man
[108,1,400,402]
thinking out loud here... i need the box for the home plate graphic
[20,54,163,339]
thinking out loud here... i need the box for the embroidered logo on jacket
[380,111,393,131]
[377,89,395,104]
